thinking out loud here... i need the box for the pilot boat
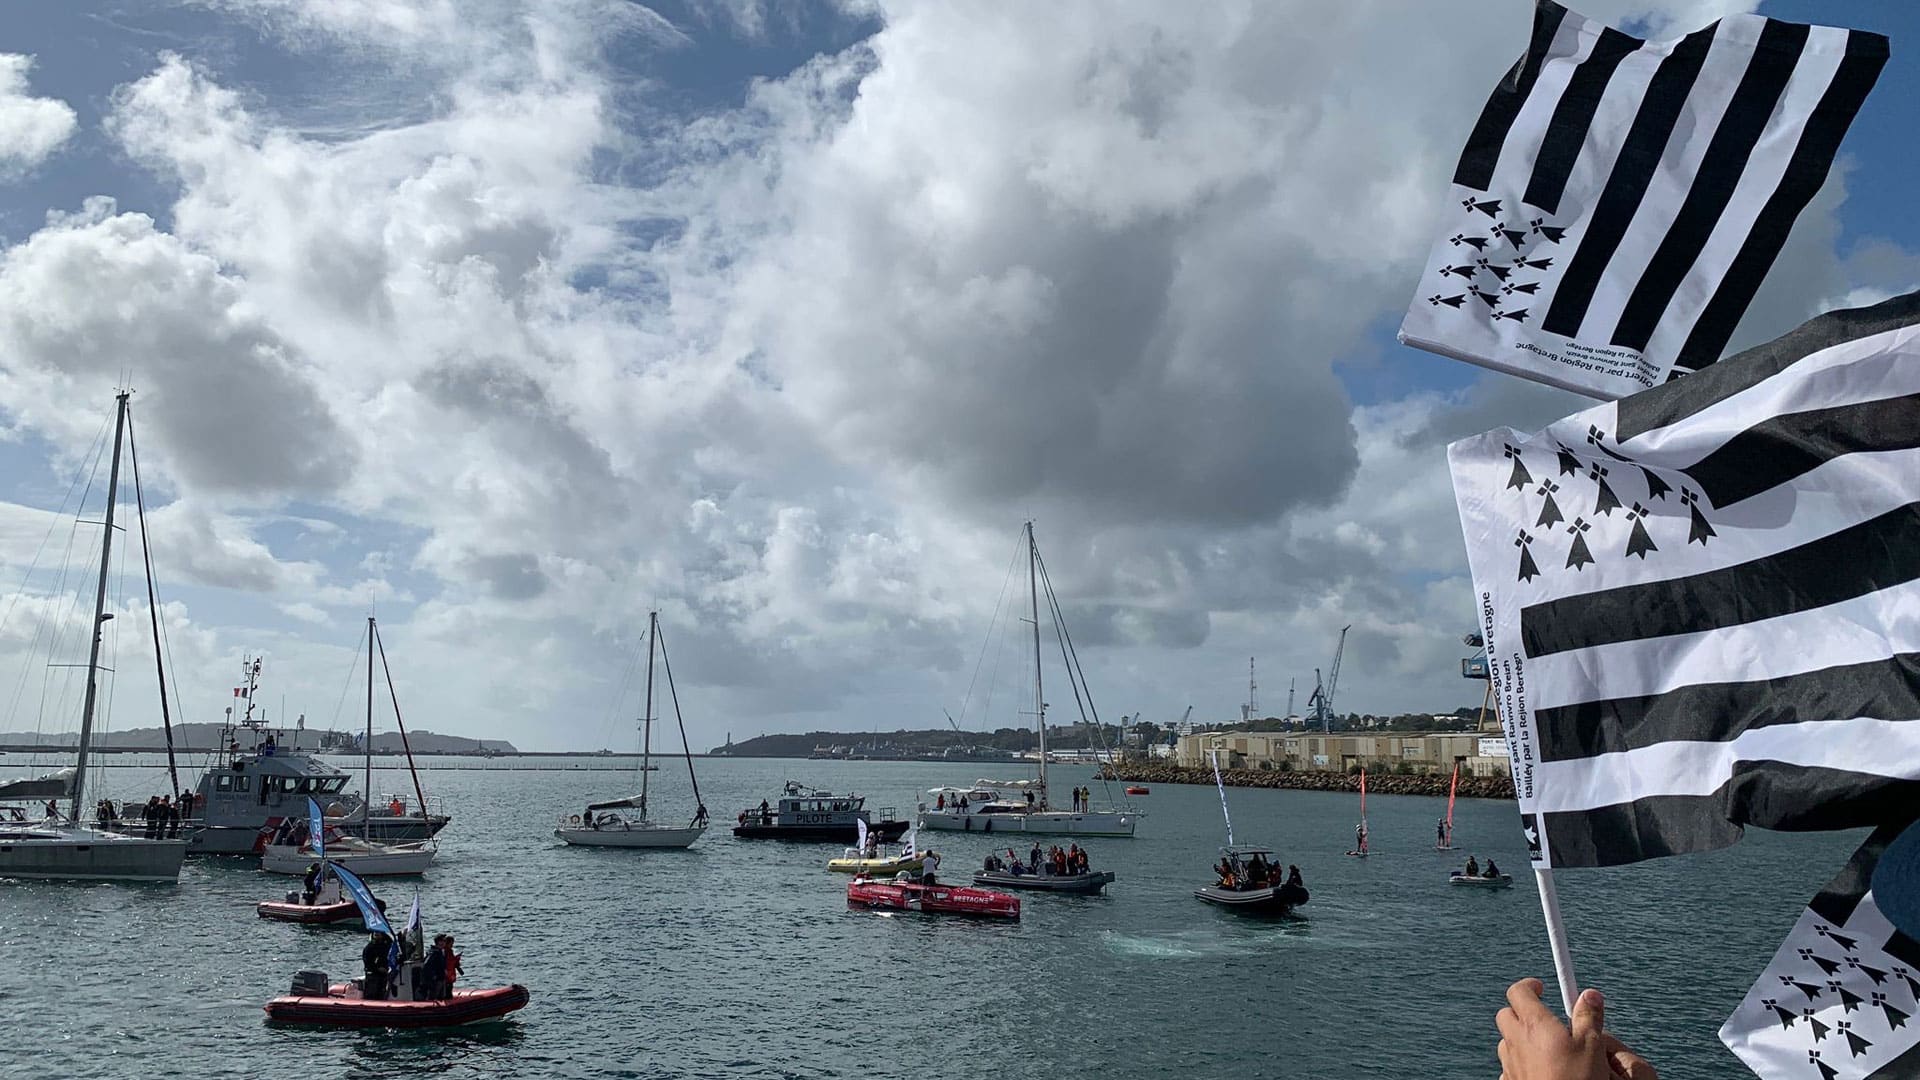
[734,781,908,843]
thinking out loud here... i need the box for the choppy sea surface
[0,754,1854,1079]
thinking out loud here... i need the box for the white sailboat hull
[260,842,434,876]
[918,809,1136,837]
[554,822,705,848]
[0,825,187,882]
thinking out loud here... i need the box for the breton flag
[1448,289,1920,870]
[1400,1,1885,400]
[1721,823,1920,1079]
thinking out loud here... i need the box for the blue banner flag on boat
[332,864,389,937]
[306,797,325,858]
[1400,1,1885,399]
[1449,289,1920,870]
[404,892,421,939]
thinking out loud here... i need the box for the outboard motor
[290,970,329,996]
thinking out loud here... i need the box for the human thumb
[1570,988,1606,1041]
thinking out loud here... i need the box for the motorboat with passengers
[1194,846,1309,915]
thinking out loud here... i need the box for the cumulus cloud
[1,0,1899,747]
[0,201,356,496]
[0,54,75,176]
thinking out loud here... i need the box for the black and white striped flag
[1401,1,1886,400]
[1721,823,1920,1079]
[1448,289,1920,870]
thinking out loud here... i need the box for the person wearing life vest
[388,797,405,816]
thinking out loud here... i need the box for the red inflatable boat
[256,899,362,925]
[847,875,1019,919]
[264,983,530,1028]
[1124,786,1149,795]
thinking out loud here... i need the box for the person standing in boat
[302,862,324,905]
[362,932,393,1000]
[420,936,449,1000]
[441,934,463,997]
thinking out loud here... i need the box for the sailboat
[1193,750,1307,914]
[917,522,1138,838]
[260,616,436,875]
[1436,763,1458,851]
[0,392,187,882]
[1345,768,1371,857]
[555,611,709,849]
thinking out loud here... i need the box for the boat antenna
[71,390,129,821]
[654,617,707,824]
[1209,748,1234,848]
[373,618,429,824]
[125,401,180,796]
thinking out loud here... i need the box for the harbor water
[0,755,1851,1078]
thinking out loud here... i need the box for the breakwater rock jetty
[1097,764,1515,800]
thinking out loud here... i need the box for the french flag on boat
[1399,1,1885,399]
[1448,289,1920,871]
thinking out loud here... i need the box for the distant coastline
[1097,763,1517,800]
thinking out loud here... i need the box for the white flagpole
[1208,749,1234,847]
[1533,867,1580,1011]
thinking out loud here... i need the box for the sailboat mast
[70,391,130,820]
[363,614,374,822]
[640,611,656,818]
[1027,521,1046,809]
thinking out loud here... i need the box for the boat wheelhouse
[733,782,909,843]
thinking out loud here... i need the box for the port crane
[1306,625,1350,733]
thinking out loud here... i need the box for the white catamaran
[0,392,187,882]
[555,611,710,849]
[918,522,1138,839]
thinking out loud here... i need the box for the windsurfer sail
[1348,769,1370,856]
[1437,764,1458,850]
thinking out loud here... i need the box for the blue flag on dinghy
[1400,1,1885,399]
[306,797,325,858]
[333,864,387,934]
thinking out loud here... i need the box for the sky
[0,0,1916,753]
